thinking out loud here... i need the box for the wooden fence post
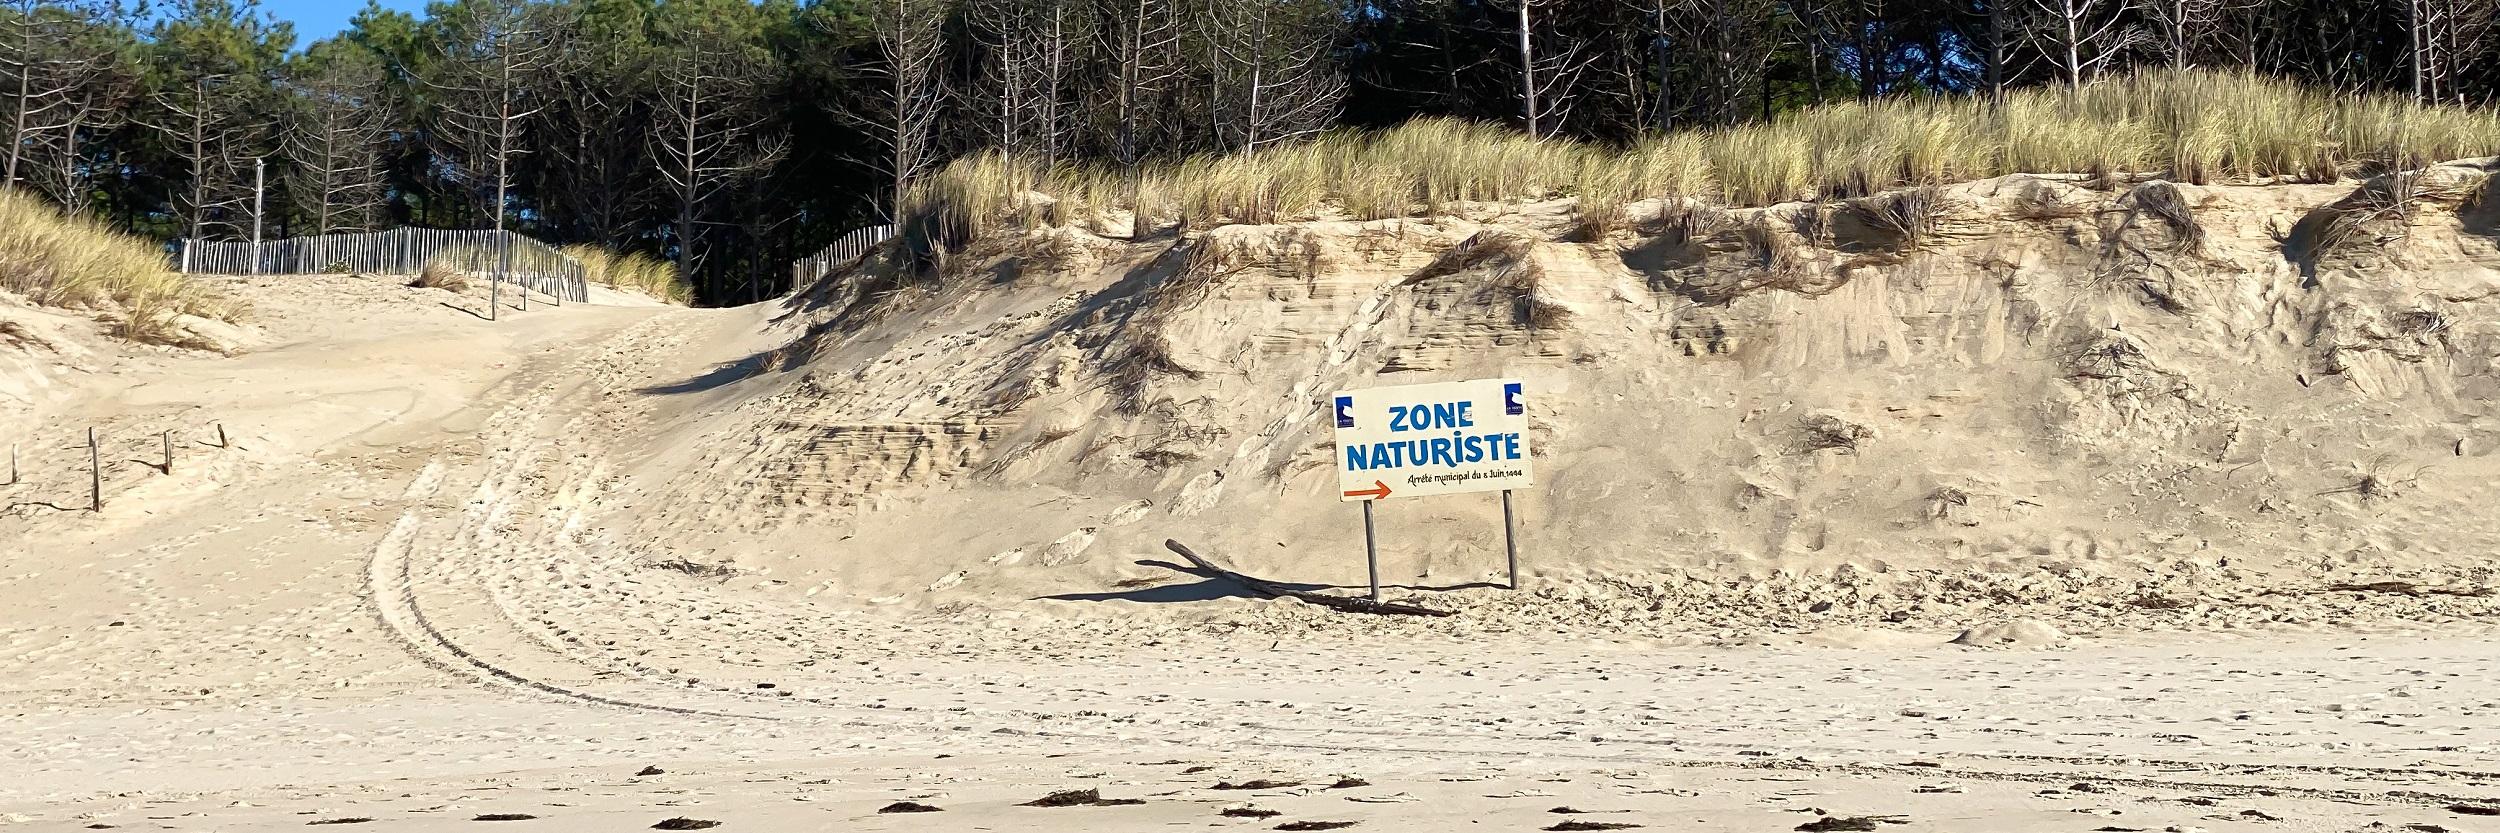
[488,239,501,321]
[88,428,101,511]
[504,232,524,313]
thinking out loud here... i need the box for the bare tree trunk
[429,0,553,313]
[1,0,103,190]
[1201,0,1344,155]
[1041,1,1068,165]
[1519,0,1538,140]
[2064,3,2083,88]
[1650,0,1672,130]
[1103,0,1177,237]
[2412,0,2427,100]
[33,56,129,214]
[1988,0,2005,101]
[1668,0,1780,127]
[2022,0,2141,91]
[654,24,782,286]
[147,73,258,245]
[3,21,28,186]
[286,54,387,236]
[2409,0,2494,103]
[861,0,946,223]
[0,0,40,187]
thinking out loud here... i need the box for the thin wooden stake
[162,430,174,474]
[88,427,101,511]
[216,422,228,449]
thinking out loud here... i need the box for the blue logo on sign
[1334,396,1355,428]
[1503,382,1523,415]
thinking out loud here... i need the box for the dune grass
[561,245,693,305]
[0,187,241,344]
[408,257,472,293]
[905,69,2500,246]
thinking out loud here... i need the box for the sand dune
[4,163,2500,829]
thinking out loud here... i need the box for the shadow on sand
[1039,558,1501,605]
[636,353,774,395]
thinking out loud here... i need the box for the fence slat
[174,228,591,304]
[785,223,896,290]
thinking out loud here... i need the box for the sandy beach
[9,165,2500,831]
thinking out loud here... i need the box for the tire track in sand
[360,311,781,721]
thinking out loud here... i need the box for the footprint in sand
[1101,500,1154,526]
[1171,471,1225,517]
[1039,528,1097,567]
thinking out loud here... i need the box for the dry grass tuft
[2460,168,2497,221]
[563,245,692,305]
[1409,230,1535,285]
[1103,331,1201,416]
[2112,181,2205,253]
[2064,328,2159,381]
[647,557,740,579]
[1789,202,1834,246]
[415,245,517,292]
[2318,454,2424,503]
[1732,218,1826,294]
[907,70,2500,254]
[2300,208,2398,265]
[0,318,46,350]
[1792,412,1875,455]
[1401,230,1567,329]
[409,259,471,293]
[1844,185,1955,251]
[1648,199,1732,245]
[2060,327,2195,404]
[2290,179,2416,267]
[0,188,241,345]
[2009,180,2097,221]
[2091,181,2206,313]
[1483,251,1570,330]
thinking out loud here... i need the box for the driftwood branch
[1162,539,1453,617]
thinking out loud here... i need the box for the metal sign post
[1362,500,1381,602]
[1501,489,1520,590]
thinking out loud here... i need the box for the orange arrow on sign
[1343,480,1392,501]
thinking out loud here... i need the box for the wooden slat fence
[178,228,589,303]
[789,223,896,288]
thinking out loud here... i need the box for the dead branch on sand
[647,558,741,580]
[1162,539,1453,617]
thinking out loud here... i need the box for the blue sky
[260,0,429,43]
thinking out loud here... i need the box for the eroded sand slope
[617,164,2500,634]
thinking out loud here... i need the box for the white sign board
[1330,378,1533,502]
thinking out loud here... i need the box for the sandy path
[0,276,683,701]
